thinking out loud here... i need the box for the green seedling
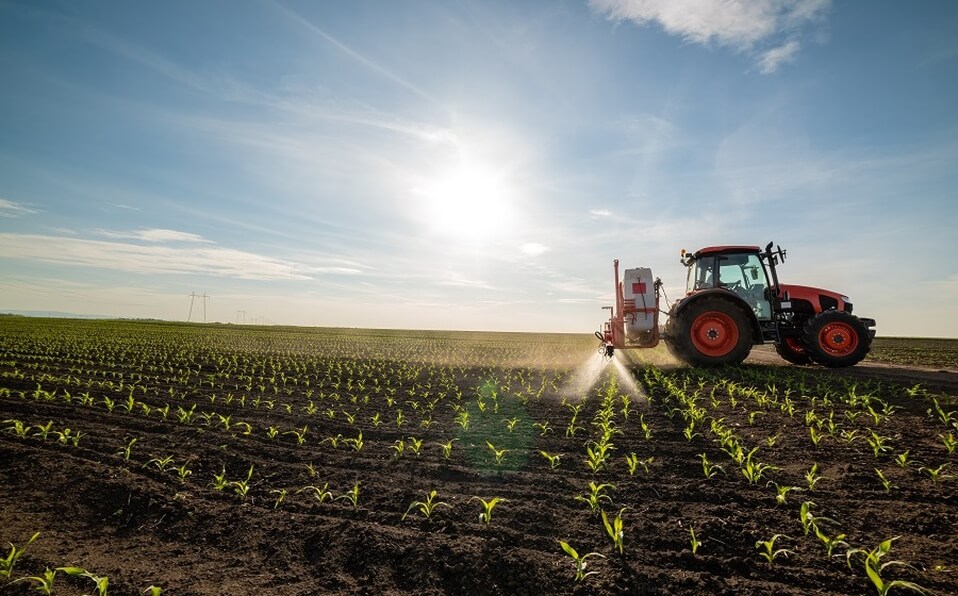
[539,450,561,469]
[846,537,929,595]
[211,466,229,491]
[601,507,627,554]
[895,451,912,469]
[875,468,895,493]
[486,441,508,466]
[298,483,334,503]
[533,421,553,436]
[1,531,40,578]
[756,534,793,567]
[117,437,138,461]
[438,439,457,459]
[918,463,954,485]
[558,540,604,582]
[470,496,507,525]
[271,489,288,509]
[13,567,57,594]
[391,439,405,458]
[403,490,451,520]
[767,481,800,506]
[813,523,848,557]
[940,432,956,454]
[574,481,615,514]
[3,419,31,438]
[805,463,825,491]
[698,453,725,479]
[32,421,55,440]
[145,455,175,473]
[231,464,254,498]
[57,567,109,596]
[689,527,701,555]
[407,436,423,457]
[335,484,360,510]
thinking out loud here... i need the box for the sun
[413,162,516,242]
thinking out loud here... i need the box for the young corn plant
[231,465,255,499]
[805,463,826,492]
[698,453,725,479]
[145,455,175,473]
[3,419,31,438]
[430,437,454,459]
[470,496,507,525]
[574,482,615,515]
[875,468,895,493]
[846,537,929,596]
[335,484,360,510]
[271,488,288,509]
[407,436,424,457]
[601,508,628,554]
[741,449,778,485]
[539,450,561,469]
[402,490,451,520]
[557,540,604,583]
[918,463,954,486]
[1,531,40,578]
[866,430,894,457]
[117,437,138,461]
[756,534,794,567]
[625,453,653,475]
[211,466,229,491]
[940,432,956,454]
[813,523,849,557]
[689,527,701,555]
[298,483,334,504]
[12,567,57,594]
[486,441,509,466]
[767,481,801,506]
[799,501,837,536]
[57,567,109,596]
[895,450,913,469]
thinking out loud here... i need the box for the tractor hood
[778,284,851,313]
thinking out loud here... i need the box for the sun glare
[414,162,516,242]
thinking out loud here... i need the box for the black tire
[775,337,813,365]
[801,310,871,368]
[668,297,753,366]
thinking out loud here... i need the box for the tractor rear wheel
[668,297,752,366]
[801,310,871,368]
[775,337,812,365]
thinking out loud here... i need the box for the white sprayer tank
[622,267,656,338]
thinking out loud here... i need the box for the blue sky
[1,0,956,336]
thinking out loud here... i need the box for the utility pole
[236,310,246,325]
[202,293,209,323]
[188,292,197,322]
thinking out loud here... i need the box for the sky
[1,0,957,337]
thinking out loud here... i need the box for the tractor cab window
[686,257,716,293]
[718,254,772,319]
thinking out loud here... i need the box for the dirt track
[1,321,956,595]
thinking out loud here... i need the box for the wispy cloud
[520,242,549,257]
[96,228,212,243]
[0,198,40,217]
[0,233,313,280]
[757,40,801,74]
[590,0,830,72]
[589,208,611,218]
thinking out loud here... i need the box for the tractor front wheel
[775,337,812,365]
[801,310,871,368]
[669,297,752,366]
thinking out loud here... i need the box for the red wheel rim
[818,322,859,356]
[690,311,739,357]
[785,337,805,354]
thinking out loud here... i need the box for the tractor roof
[693,245,761,258]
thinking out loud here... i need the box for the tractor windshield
[718,253,772,319]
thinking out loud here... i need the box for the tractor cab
[681,246,773,320]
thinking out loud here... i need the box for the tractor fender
[667,290,762,344]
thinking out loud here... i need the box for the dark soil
[1,319,956,595]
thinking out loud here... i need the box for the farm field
[1,317,956,595]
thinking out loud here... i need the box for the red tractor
[597,242,876,367]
